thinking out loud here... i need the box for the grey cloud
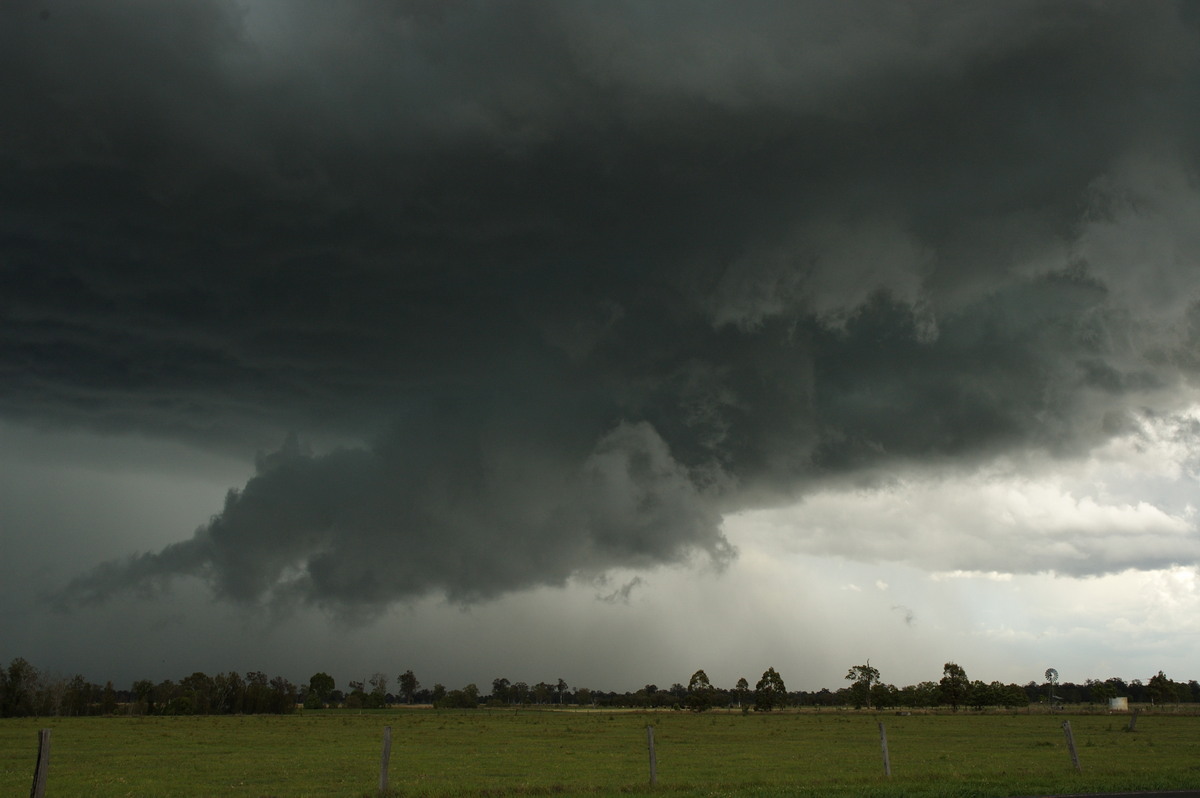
[5,1,1200,608]
[595,576,644,605]
[57,418,730,611]
[891,605,915,628]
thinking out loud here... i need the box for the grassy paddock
[3,708,1200,798]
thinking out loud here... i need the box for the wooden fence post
[1127,708,1140,732]
[379,725,392,795]
[29,728,50,798]
[878,722,891,777]
[646,725,657,786]
[1061,720,1081,773]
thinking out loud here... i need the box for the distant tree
[154,680,181,715]
[1148,671,1178,705]
[431,683,446,704]
[435,683,479,709]
[306,672,335,709]
[244,672,271,714]
[1087,679,1116,706]
[735,677,750,708]
[575,687,593,706]
[215,672,245,714]
[533,681,554,705]
[2,658,39,717]
[968,680,996,710]
[870,682,899,709]
[686,669,715,712]
[269,676,298,714]
[845,661,881,709]
[368,673,389,708]
[556,678,569,704]
[755,668,787,712]
[491,678,512,704]
[65,673,91,716]
[996,683,1029,708]
[939,663,969,711]
[398,670,419,704]
[132,679,155,715]
[346,680,367,709]
[180,672,215,715]
[101,681,118,716]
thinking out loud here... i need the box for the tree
[845,661,881,709]
[2,658,39,717]
[533,682,554,705]
[755,667,787,712]
[368,673,389,708]
[180,672,215,715]
[398,670,419,704]
[307,672,335,709]
[269,676,298,714]
[435,683,479,709]
[1087,678,1116,706]
[101,681,118,716]
[346,680,367,709]
[686,669,715,712]
[1148,671,1178,705]
[215,671,245,714]
[939,663,969,711]
[132,679,155,715]
[556,678,569,705]
[735,677,750,708]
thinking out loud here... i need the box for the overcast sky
[3,0,1200,695]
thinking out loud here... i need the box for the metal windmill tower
[1045,668,1059,705]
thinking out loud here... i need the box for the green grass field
[3,708,1199,798]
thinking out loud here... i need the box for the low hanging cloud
[4,1,1199,611]
[58,419,730,611]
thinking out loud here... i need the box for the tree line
[2,655,1197,718]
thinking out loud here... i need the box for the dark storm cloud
[5,1,1199,608]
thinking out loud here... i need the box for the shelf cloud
[5,1,1199,616]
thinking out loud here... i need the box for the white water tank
[1109,697,1129,711]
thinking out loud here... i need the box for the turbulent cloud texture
[3,1,1199,610]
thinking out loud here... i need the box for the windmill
[1045,668,1060,706]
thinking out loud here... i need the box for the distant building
[1109,697,1129,711]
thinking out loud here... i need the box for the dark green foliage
[939,662,969,710]
[754,667,786,711]
[686,669,715,712]
[434,683,479,708]
[845,661,881,708]
[398,669,418,704]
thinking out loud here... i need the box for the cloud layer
[4,1,1199,609]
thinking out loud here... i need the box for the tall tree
[1148,671,1178,705]
[686,669,715,712]
[735,677,750,708]
[398,670,419,704]
[368,673,389,708]
[307,672,335,709]
[845,661,881,709]
[2,658,38,717]
[939,662,969,711]
[755,667,787,712]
